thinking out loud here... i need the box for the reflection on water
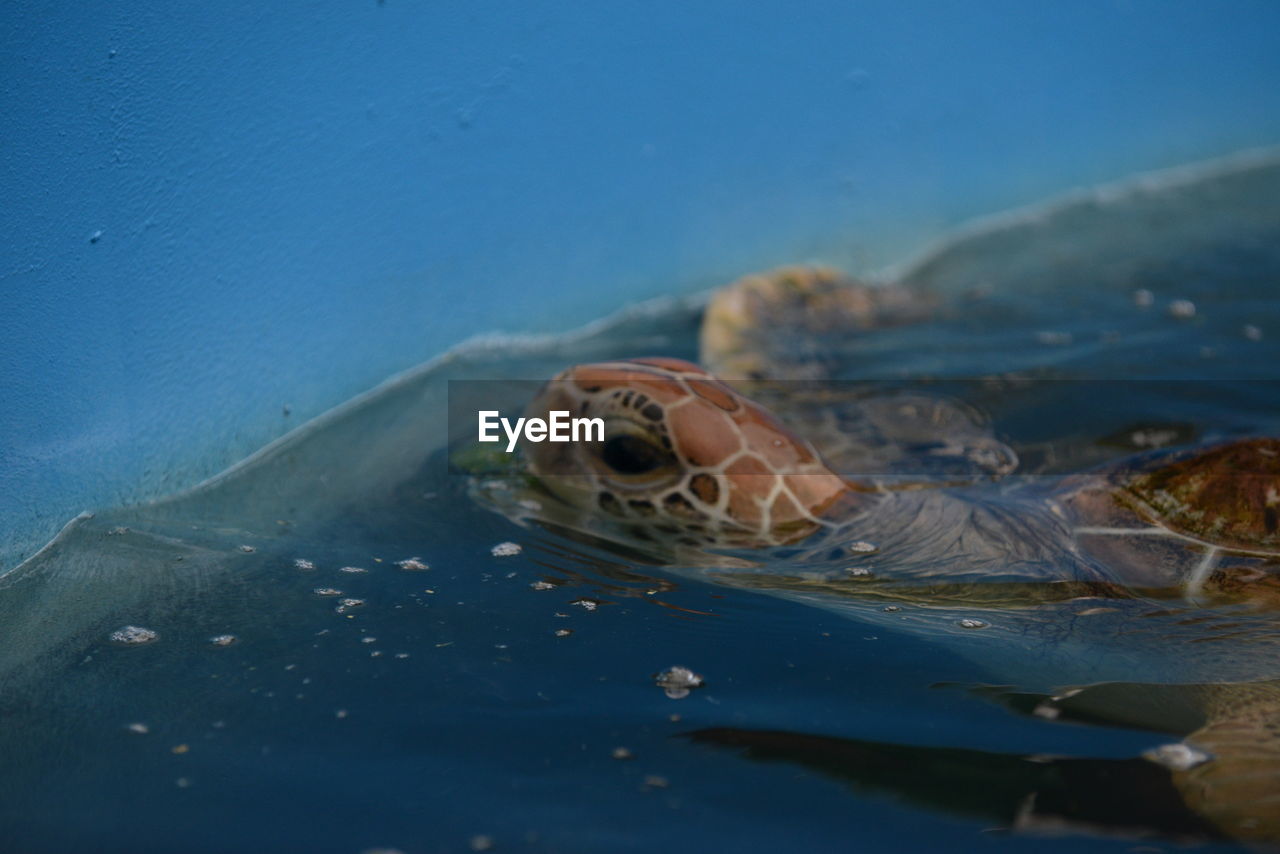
[687,675,1280,844]
[687,724,1226,842]
[3,150,1280,853]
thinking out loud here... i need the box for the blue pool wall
[4,0,1280,571]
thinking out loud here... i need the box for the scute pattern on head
[522,358,857,547]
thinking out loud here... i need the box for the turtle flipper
[1175,680,1280,843]
[699,265,930,382]
[699,266,1013,481]
[988,678,1280,843]
[687,726,1226,843]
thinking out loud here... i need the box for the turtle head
[521,358,854,548]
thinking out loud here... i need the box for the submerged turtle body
[520,347,1280,596]
[1058,436,1280,598]
[1115,437,1280,554]
[487,264,1280,844]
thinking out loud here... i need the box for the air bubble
[294,558,316,570]
[339,566,368,574]
[313,588,342,597]
[396,557,429,571]
[238,545,256,553]
[1244,324,1263,341]
[529,581,554,591]
[1035,331,1073,346]
[1130,428,1179,448]
[655,666,704,699]
[491,541,522,557]
[956,618,989,629]
[847,541,878,554]
[1143,742,1212,770]
[209,634,237,647]
[1168,299,1196,319]
[1132,289,1154,307]
[110,625,158,645]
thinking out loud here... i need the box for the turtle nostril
[602,435,667,475]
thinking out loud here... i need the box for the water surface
[3,151,1280,853]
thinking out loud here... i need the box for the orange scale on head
[567,365,691,406]
[784,473,848,519]
[625,375,697,406]
[688,378,742,412]
[737,411,818,470]
[767,489,823,542]
[626,357,708,375]
[565,365,621,392]
[666,401,743,468]
[724,453,775,479]
[726,487,765,527]
[723,454,776,527]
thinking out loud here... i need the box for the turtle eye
[601,434,670,475]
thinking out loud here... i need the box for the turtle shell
[1119,438,1280,555]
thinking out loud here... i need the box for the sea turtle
[479,265,1280,843]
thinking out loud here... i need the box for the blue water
[2,152,1279,852]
